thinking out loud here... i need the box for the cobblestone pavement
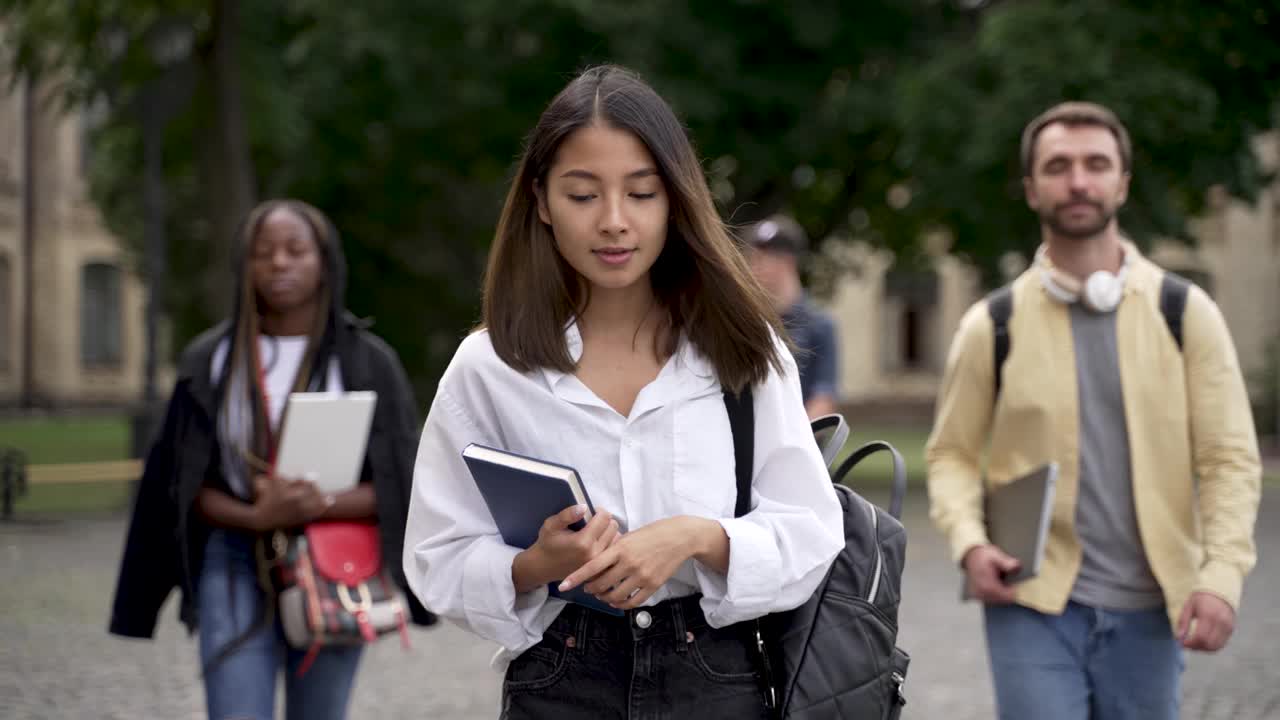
[2,488,1276,719]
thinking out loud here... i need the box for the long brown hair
[482,65,786,392]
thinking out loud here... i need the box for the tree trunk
[141,108,166,409]
[201,0,255,318]
[19,73,37,408]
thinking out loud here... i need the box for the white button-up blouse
[402,323,843,667]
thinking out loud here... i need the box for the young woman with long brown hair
[111,199,433,719]
[403,65,843,718]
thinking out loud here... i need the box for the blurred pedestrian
[109,199,433,720]
[926,101,1261,720]
[746,214,840,419]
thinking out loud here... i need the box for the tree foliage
[2,0,1277,399]
[894,0,1280,281]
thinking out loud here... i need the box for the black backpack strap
[986,285,1014,402]
[1160,272,1190,351]
[723,387,755,518]
[832,440,907,521]
[722,385,780,711]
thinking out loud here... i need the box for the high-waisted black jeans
[501,594,769,720]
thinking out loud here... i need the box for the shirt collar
[1029,237,1152,301]
[538,319,584,390]
[539,318,718,399]
[674,333,716,380]
[1118,239,1156,297]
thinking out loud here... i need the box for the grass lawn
[833,427,929,486]
[11,481,136,515]
[1,414,1265,516]
[1,415,134,517]
[0,416,131,464]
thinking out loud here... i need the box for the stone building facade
[0,74,148,409]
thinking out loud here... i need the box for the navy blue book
[461,443,624,617]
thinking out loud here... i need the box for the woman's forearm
[318,483,378,521]
[197,482,375,533]
[512,546,553,594]
[689,516,731,575]
[196,486,262,531]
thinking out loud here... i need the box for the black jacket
[108,314,434,637]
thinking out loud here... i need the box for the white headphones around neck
[1035,244,1131,313]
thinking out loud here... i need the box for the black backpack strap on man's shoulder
[986,285,1014,402]
[723,386,755,518]
[1160,271,1191,351]
[986,273,1187,406]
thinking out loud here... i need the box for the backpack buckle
[892,671,906,706]
[754,626,777,709]
[338,582,373,613]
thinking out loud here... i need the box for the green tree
[4,0,1278,403]
[0,0,257,301]
[892,0,1280,281]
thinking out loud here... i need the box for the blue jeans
[984,600,1182,720]
[199,529,364,720]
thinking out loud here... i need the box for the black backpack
[987,272,1191,398]
[723,390,910,719]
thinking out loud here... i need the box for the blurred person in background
[746,214,840,419]
[926,101,1261,720]
[109,199,433,720]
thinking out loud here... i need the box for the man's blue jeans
[984,600,1182,720]
[199,529,364,720]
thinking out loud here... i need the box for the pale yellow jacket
[926,244,1261,629]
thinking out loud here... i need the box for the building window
[882,268,939,373]
[0,253,10,373]
[902,305,922,368]
[81,262,123,368]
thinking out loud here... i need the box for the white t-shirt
[211,335,345,428]
[210,334,345,497]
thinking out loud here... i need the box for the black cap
[747,214,808,257]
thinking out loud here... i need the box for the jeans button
[635,610,653,629]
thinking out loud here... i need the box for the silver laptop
[274,391,378,495]
[962,458,1059,599]
[986,462,1059,583]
